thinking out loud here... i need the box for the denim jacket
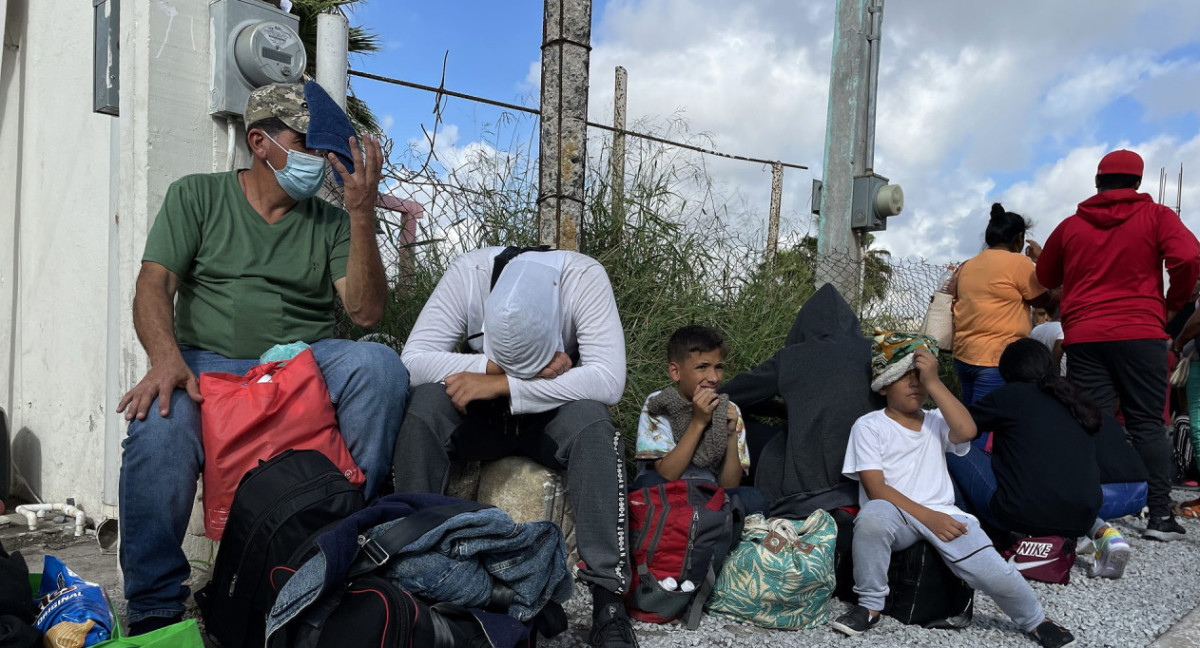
[266,493,573,645]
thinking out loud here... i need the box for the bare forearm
[654,420,707,480]
[132,284,181,367]
[928,381,977,443]
[341,213,388,327]
[717,435,742,488]
[864,480,936,524]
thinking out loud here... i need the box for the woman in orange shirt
[952,203,1054,407]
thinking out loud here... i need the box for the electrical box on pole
[210,0,306,117]
[851,173,903,231]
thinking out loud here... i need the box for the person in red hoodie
[1036,149,1200,542]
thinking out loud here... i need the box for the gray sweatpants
[852,499,1045,632]
[393,383,632,595]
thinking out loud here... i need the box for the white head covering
[482,254,565,379]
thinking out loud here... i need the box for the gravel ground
[543,490,1200,648]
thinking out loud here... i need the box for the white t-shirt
[1030,321,1066,376]
[842,408,972,516]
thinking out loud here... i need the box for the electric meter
[210,0,305,117]
[233,21,306,86]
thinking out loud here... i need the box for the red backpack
[625,479,737,629]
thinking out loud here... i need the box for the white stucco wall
[0,0,242,517]
[0,0,116,514]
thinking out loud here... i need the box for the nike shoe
[1144,515,1187,541]
[1088,527,1131,579]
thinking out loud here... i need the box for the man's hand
[921,511,968,542]
[691,387,719,423]
[444,372,509,413]
[913,347,940,387]
[329,134,383,218]
[117,356,203,421]
[536,351,573,379]
[1025,238,1042,262]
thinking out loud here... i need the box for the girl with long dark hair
[951,339,1145,579]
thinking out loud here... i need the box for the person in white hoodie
[394,246,637,648]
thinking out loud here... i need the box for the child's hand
[691,387,719,423]
[726,404,738,435]
[913,347,940,387]
[922,511,968,542]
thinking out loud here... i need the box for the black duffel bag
[884,540,974,629]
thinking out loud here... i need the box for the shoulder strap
[490,245,553,289]
[348,501,492,578]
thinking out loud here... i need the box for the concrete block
[446,461,481,502]
[186,479,206,536]
[474,457,578,570]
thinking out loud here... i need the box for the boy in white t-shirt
[831,331,1075,648]
[1030,303,1066,376]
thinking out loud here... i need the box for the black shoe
[128,613,183,636]
[1029,619,1076,648]
[589,601,639,648]
[1144,515,1187,541]
[830,605,881,637]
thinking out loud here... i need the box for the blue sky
[343,1,1200,263]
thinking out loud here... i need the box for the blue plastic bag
[35,555,113,647]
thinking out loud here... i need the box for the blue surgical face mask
[264,132,327,200]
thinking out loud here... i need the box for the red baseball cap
[1097,149,1143,177]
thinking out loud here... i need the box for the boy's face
[668,349,725,400]
[879,369,928,414]
[1033,308,1049,325]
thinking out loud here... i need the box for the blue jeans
[118,339,408,623]
[954,359,1004,406]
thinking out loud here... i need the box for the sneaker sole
[1091,546,1131,579]
[1144,529,1187,541]
[830,620,867,637]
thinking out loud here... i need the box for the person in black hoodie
[722,284,877,514]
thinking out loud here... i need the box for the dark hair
[998,338,1100,433]
[1096,173,1141,192]
[985,203,1031,249]
[667,325,727,363]
[244,117,291,147]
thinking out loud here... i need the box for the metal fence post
[611,66,627,235]
[766,162,783,267]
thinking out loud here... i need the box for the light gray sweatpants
[852,499,1046,632]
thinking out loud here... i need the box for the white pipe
[315,13,349,112]
[225,116,237,171]
[15,502,87,536]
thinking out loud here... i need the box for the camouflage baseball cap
[243,83,309,134]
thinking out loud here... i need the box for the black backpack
[195,449,365,648]
[884,541,974,629]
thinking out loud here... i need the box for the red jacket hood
[1076,189,1153,229]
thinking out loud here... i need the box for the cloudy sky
[347,0,1200,263]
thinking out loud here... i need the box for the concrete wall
[0,0,243,518]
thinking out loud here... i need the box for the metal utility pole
[315,13,349,112]
[537,0,593,251]
[815,0,887,298]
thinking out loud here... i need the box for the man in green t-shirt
[115,83,409,635]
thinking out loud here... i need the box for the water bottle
[658,577,678,591]
[935,264,958,294]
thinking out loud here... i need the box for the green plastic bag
[95,619,204,648]
[30,574,204,648]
